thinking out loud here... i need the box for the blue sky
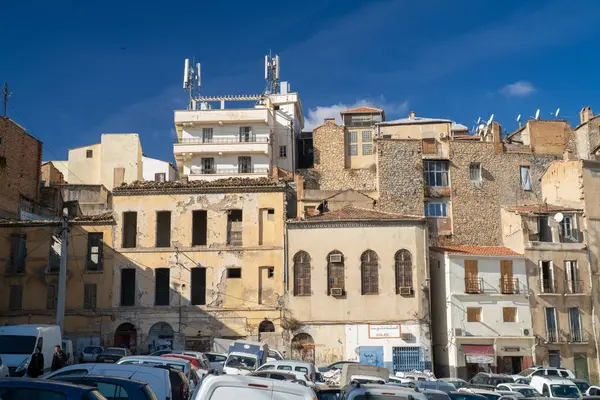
[2,0,600,163]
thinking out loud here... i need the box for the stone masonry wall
[311,119,376,192]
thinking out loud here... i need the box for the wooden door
[465,260,479,292]
[501,260,514,293]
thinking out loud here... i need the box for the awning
[462,345,495,364]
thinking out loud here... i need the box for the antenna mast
[183,59,201,110]
[264,53,280,95]
[2,82,8,117]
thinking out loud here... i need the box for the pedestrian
[26,346,44,378]
[51,345,67,372]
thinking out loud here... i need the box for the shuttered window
[293,251,311,296]
[47,285,57,309]
[361,250,379,295]
[395,250,413,293]
[467,307,481,322]
[422,138,436,154]
[327,251,345,295]
[84,284,97,309]
[503,307,517,322]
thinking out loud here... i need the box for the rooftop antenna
[471,117,482,135]
[2,82,9,117]
[517,114,522,128]
[534,109,540,120]
[483,113,494,137]
[552,108,560,119]
[264,52,281,95]
[183,58,201,110]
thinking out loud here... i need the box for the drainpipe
[584,232,600,377]
[284,220,289,293]
[424,220,434,374]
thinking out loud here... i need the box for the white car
[530,376,581,399]
[223,352,259,376]
[192,374,316,400]
[460,387,502,400]
[0,356,9,378]
[79,346,104,363]
[496,383,541,398]
[513,367,576,382]
[204,352,227,374]
[256,360,317,383]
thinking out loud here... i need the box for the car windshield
[551,385,580,398]
[450,394,486,400]
[490,378,514,385]
[103,348,125,355]
[84,347,102,354]
[426,392,451,400]
[268,350,283,360]
[481,394,501,400]
[518,369,536,377]
[0,335,37,355]
[575,382,590,392]
[517,388,540,397]
[225,355,257,370]
[450,381,468,389]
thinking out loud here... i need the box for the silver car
[204,352,227,374]
[79,346,104,363]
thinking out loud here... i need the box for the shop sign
[368,324,401,338]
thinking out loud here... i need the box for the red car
[162,354,208,381]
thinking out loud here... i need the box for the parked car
[97,347,131,363]
[315,387,342,400]
[530,376,581,399]
[495,390,525,399]
[44,363,173,400]
[223,352,260,375]
[251,369,303,382]
[514,367,576,382]
[440,378,469,390]
[0,356,9,378]
[449,392,488,400]
[117,355,195,394]
[570,378,591,394]
[192,374,318,400]
[150,349,174,356]
[169,351,212,370]
[586,386,600,396]
[79,346,104,363]
[51,374,158,400]
[253,366,313,387]
[417,381,457,394]
[0,377,106,400]
[255,359,317,383]
[339,382,428,400]
[423,389,452,400]
[203,352,227,374]
[495,383,541,398]
[389,376,414,385]
[268,349,285,361]
[469,373,515,390]
[0,324,62,376]
[318,360,358,373]
[459,387,502,400]
[163,354,206,371]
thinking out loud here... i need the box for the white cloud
[304,98,409,131]
[499,81,536,97]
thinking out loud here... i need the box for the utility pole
[56,207,69,333]
[2,82,8,117]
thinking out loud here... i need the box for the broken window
[538,216,552,242]
[191,267,206,306]
[49,233,61,273]
[540,261,555,293]
[192,210,208,246]
[294,251,311,296]
[279,146,287,158]
[520,166,531,191]
[9,234,26,273]
[84,283,97,309]
[565,261,580,293]
[154,173,166,182]
[86,232,103,271]
[347,131,358,156]
[560,214,580,243]
[469,162,482,182]
[156,211,171,248]
[122,212,137,248]
[395,250,413,294]
[155,268,170,306]
[327,251,345,296]
[120,269,136,306]
[47,284,57,309]
[227,210,243,246]
[114,167,125,187]
[238,156,252,173]
[227,268,242,279]
[267,266,274,278]
[9,284,23,310]
[361,250,379,295]
[424,160,449,187]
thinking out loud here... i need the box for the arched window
[395,250,413,294]
[327,250,345,296]
[361,250,379,295]
[293,251,311,296]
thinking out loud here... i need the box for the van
[530,376,581,399]
[339,363,389,386]
[223,352,260,375]
[256,360,317,383]
[228,340,269,366]
[43,362,172,400]
[192,374,316,400]
[0,324,61,376]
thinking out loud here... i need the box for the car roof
[440,378,467,382]
[198,374,314,395]
[467,388,501,394]
[423,389,449,394]
[571,378,588,383]
[66,374,148,386]
[264,360,313,366]
[531,376,575,384]
[450,392,487,397]
[204,352,226,356]
[500,384,533,388]
[0,378,94,391]
[252,370,296,376]
[120,356,188,364]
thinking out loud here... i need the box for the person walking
[51,345,67,372]
[26,346,44,377]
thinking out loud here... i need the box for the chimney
[580,107,593,125]
[491,122,504,154]
[409,111,416,120]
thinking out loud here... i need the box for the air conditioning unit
[439,132,448,139]
[454,328,463,337]
[522,328,531,336]
[331,288,343,297]
[329,254,342,263]
[399,287,413,295]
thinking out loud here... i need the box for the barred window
[395,250,413,294]
[293,251,311,296]
[327,251,345,295]
[361,250,379,295]
[362,131,372,142]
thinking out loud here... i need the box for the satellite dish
[516,114,521,122]
[554,213,564,223]
[476,117,481,124]
[555,108,560,118]
[535,109,540,120]
[486,114,494,127]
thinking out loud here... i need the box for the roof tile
[504,204,582,214]
[340,106,383,114]
[431,245,524,257]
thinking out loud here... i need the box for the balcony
[540,279,558,294]
[546,330,559,343]
[565,280,585,294]
[499,278,520,294]
[565,330,587,343]
[188,166,269,181]
[174,136,269,155]
[174,107,270,125]
[464,278,484,294]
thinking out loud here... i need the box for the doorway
[574,353,589,381]
[114,323,137,354]
[503,356,522,374]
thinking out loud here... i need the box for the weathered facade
[41,161,66,187]
[286,207,431,371]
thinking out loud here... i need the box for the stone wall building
[41,161,66,187]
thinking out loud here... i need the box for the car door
[0,387,67,400]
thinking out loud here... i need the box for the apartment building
[430,246,533,379]
[286,207,431,371]
[109,178,286,352]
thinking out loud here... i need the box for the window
[293,251,311,296]
[503,307,517,322]
[154,173,166,182]
[96,382,129,399]
[347,131,358,156]
[520,166,531,191]
[86,149,93,158]
[201,158,214,174]
[425,202,447,217]
[348,131,358,143]
[424,160,449,186]
[422,138,436,154]
[202,127,213,143]
[114,167,125,187]
[86,233,103,271]
[327,251,345,296]
[47,284,57,309]
[545,307,558,342]
[464,260,480,293]
[227,268,242,278]
[49,233,61,272]
[362,144,373,155]
[361,250,379,295]
[267,267,275,278]
[227,210,243,246]
[238,156,251,173]
[192,210,208,246]
[9,233,27,273]
[538,216,552,242]
[84,284,97,309]
[239,126,251,142]
[561,214,579,242]
[155,268,170,306]
[348,144,358,156]
[540,261,554,293]
[362,131,372,142]
[155,211,171,248]
[122,212,137,248]
[565,261,579,293]
[267,208,275,220]
[9,284,23,310]
[120,269,136,306]
[191,267,206,305]
[569,307,583,342]
[279,145,287,158]
[467,307,481,322]
[395,250,413,293]
[469,163,482,182]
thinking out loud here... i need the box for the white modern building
[142,155,178,182]
[430,245,534,379]
[173,87,303,181]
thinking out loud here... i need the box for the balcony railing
[546,330,559,343]
[464,278,484,294]
[541,279,558,294]
[190,167,269,175]
[565,280,585,294]
[566,330,586,343]
[227,230,243,246]
[499,278,520,294]
[175,136,268,144]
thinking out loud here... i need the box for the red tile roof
[504,204,582,214]
[340,106,383,114]
[431,245,524,257]
[291,206,423,222]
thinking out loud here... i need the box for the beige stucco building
[286,206,431,372]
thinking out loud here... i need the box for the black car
[0,378,106,400]
[469,373,514,389]
[449,392,487,400]
[52,374,157,400]
[96,347,131,363]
